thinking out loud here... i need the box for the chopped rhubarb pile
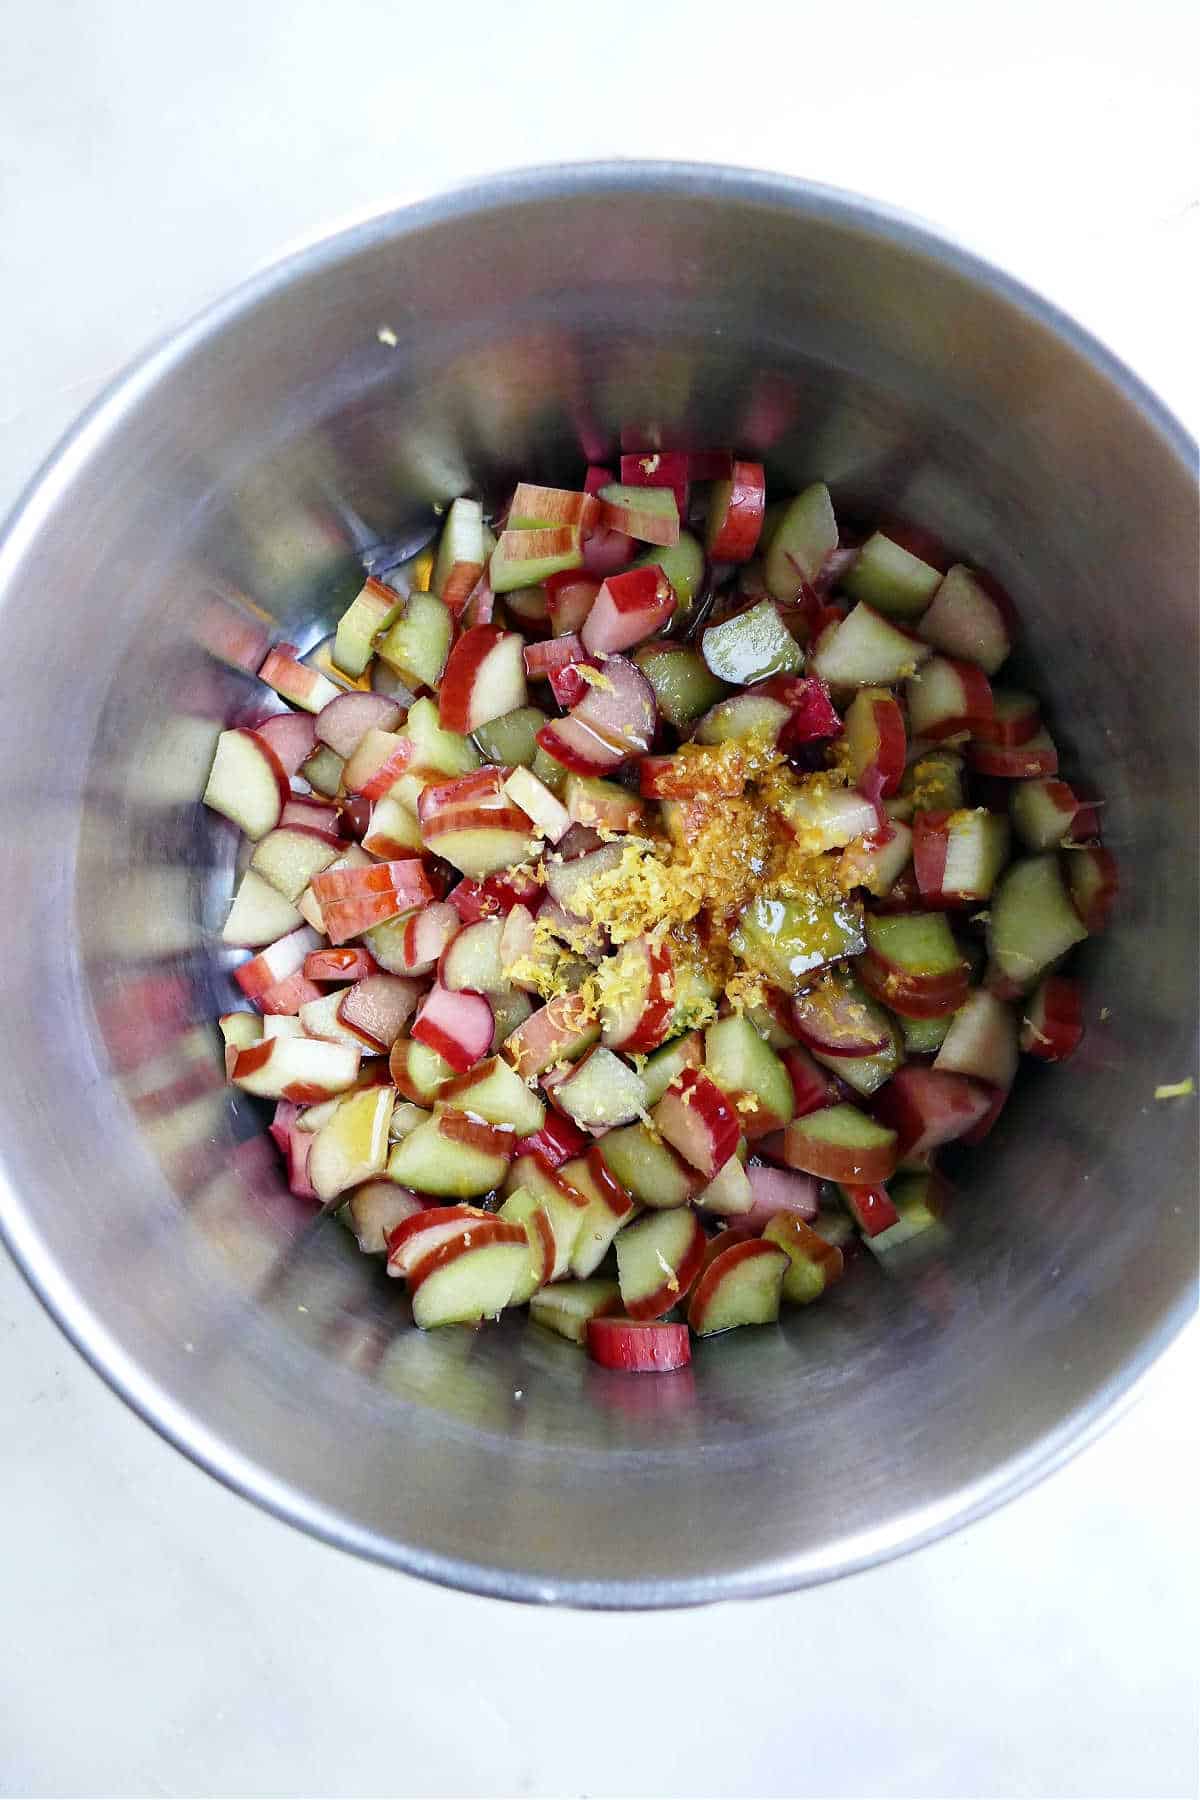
[206,462,1113,1360]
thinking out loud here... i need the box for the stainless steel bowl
[1,164,1195,1607]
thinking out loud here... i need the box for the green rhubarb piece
[703,1013,794,1129]
[377,591,453,689]
[632,530,705,608]
[490,528,583,593]
[842,531,943,618]
[634,643,729,730]
[701,598,804,686]
[731,893,866,986]
[473,706,548,769]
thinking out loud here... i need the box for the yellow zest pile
[501,732,870,1022]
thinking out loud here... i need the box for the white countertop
[2,4,1197,1795]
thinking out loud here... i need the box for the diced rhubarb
[388,1110,514,1199]
[203,728,290,841]
[1020,974,1085,1061]
[705,461,766,562]
[639,1032,705,1108]
[693,689,790,747]
[917,564,1014,674]
[564,773,645,833]
[428,497,487,613]
[337,974,421,1052]
[250,826,342,904]
[406,1219,529,1328]
[222,870,304,948]
[751,674,844,747]
[697,1147,754,1217]
[386,1204,494,1278]
[515,1111,590,1170]
[810,604,932,689]
[845,687,907,797]
[730,893,866,988]
[598,935,676,1054]
[410,982,494,1074]
[966,731,1059,779]
[762,1212,844,1303]
[232,1035,361,1103]
[703,1013,796,1138]
[912,808,1011,906]
[417,765,536,878]
[933,989,1019,1088]
[587,1317,691,1372]
[615,1207,707,1320]
[1062,845,1118,934]
[872,1066,994,1156]
[255,710,318,778]
[308,1085,394,1202]
[361,795,422,859]
[839,819,914,897]
[530,1279,622,1344]
[702,599,802,687]
[1010,778,1087,851]
[859,912,970,1019]
[256,969,325,1016]
[782,1046,845,1119]
[548,1046,648,1132]
[619,451,690,521]
[310,859,434,945]
[764,483,839,603]
[258,644,342,714]
[906,656,994,741]
[635,642,728,732]
[581,525,638,578]
[791,976,892,1058]
[304,946,378,983]
[863,1170,953,1255]
[280,795,341,837]
[652,1067,740,1179]
[503,993,600,1080]
[581,565,676,655]
[838,1183,900,1238]
[490,525,583,594]
[438,625,528,734]
[972,689,1042,748]
[502,766,571,843]
[741,1163,820,1232]
[445,868,541,926]
[776,785,880,855]
[332,575,405,677]
[780,1104,898,1184]
[687,1239,788,1336]
[536,715,626,775]
[569,654,658,756]
[315,690,403,760]
[597,482,680,547]
[597,1124,701,1210]
[234,924,324,1005]
[509,483,600,533]
[438,1053,545,1136]
[366,902,460,979]
[558,1148,637,1278]
[841,528,944,619]
[988,855,1089,991]
[524,631,586,684]
[341,727,414,800]
[541,574,600,638]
